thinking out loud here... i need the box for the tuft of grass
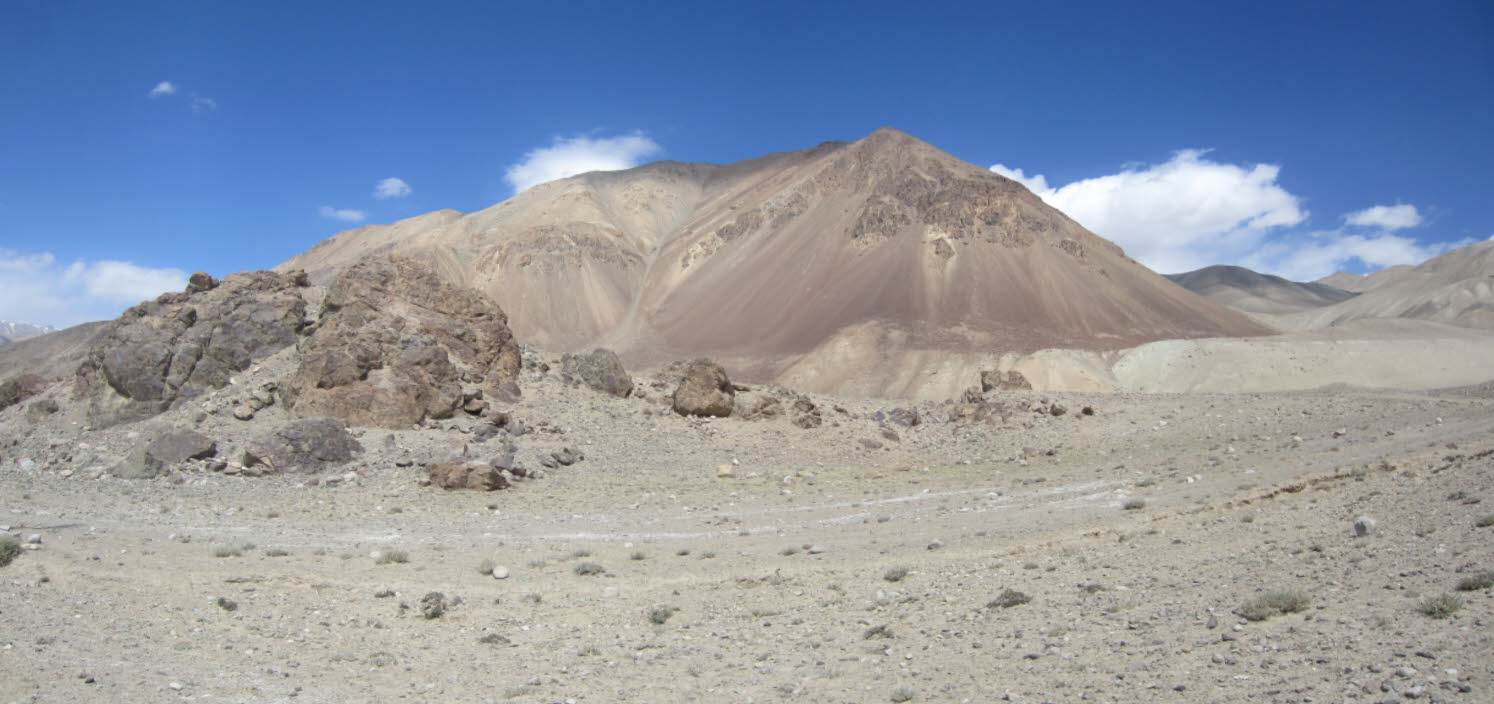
[477,632,510,646]
[376,550,409,565]
[647,606,674,625]
[1239,590,1311,621]
[1123,498,1146,511]
[987,589,1031,609]
[1418,593,1462,619]
[569,548,592,559]
[366,651,397,668]
[1475,514,1494,528]
[573,561,605,576]
[477,558,496,575]
[883,566,910,583]
[1456,570,1494,592]
[630,551,646,561]
[213,544,244,558]
[0,536,20,568]
[890,685,917,702]
[386,506,403,514]
[701,551,716,559]
[263,547,290,557]
[215,596,238,611]
[780,546,800,556]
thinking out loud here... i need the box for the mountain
[1165,265,1357,316]
[279,127,1270,398]
[0,321,58,345]
[1314,265,1415,293]
[1275,241,1494,331]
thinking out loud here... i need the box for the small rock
[807,545,826,554]
[491,565,509,580]
[419,591,447,619]
[716,464,734,479]
[24,534,41,544]
[232,404,255,421]
[1354,516,1377,537]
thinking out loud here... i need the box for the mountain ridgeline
[279,128,1270,398]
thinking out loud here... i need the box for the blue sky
[2,1,1491,326]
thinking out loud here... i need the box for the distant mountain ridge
[279,127,1270,399]
[1276,241,1494,331]
[1165,266,1357,316]
[0,321,58,345]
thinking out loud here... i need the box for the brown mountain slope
[279,128,1271,397]
[1276,241,1494,332]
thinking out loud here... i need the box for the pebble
[25,534,42,545]
[601,586,618,598]
[491,565,509,579]
[807,545,826,554]
[168,682,183,691]
[1354,516,1376,537]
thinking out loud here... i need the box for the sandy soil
[2,350,1492,703]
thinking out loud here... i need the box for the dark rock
[419,591,447,619]
[980,370,1032,392]
[1049,404,1067,417]
[77,270,306,428]
[886,407,920,427]
[0,373,45,412]
[185,272,218,295]
[672,359,735,417]
[282,257,522,428]
[25,398,59,423]
[560,348,634,398]
[146,429,217,465]
[428,461,509,490]
[242,418,362,473]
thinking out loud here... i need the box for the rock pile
[281,256,522,428]
[672,359,735,417]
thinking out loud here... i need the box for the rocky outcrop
[428,461,509,491]
[147,429,217,465]
[76,271,307,428]
[280,256,522,428]
[242,418,362,473]
[560,348,633,398]
[0,373,44,412]
[981,370,1032,392]
[672,359,734,417]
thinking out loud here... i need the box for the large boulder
[76,270,307,428]
[560,348,633,398]
[146,428,217,464]
[672,359,734,417]
[428,460,509,491]
[281,257,522,428]
[242,418,362,473]
[980,369,1032,392]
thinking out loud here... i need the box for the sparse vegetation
[1456,571,1494,591]
[569,548,592,559]
[1475,514,1494,528]
[630,551,646,561]
[263,547,290,557]
[891,685,917,702]
[648,606,674,624]
[573,561,605,576]
[376,550,409,565]
[780,546,800,556]
[1418,593,1463,619]
[520,593,543,604]
[1123,498,1146,511]
[0,536,20,568]
[477,632,510,646]
[215,596,238,611]
[883,565,910,582]
[1239,590,1311,621]
[213,544,245,558]
[988,589,1031,609]
[478,558,496,575]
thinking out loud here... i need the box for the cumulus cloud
[1344,204,1423,230]
[149,81,176,98]
[191,97,217,113]
[319,205,366,223]
[991,153,1472,280]
[373,177,411,199]
[993,150,1307,274]
[0,250,188,328]
[504,132,662,194]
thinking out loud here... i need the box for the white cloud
[1344,204,1422,230]
[149,81,176,98]
[191,97,217,113]
[373,177,412,199]
[0,250,188,328]
[993,150,1307,275]
[504,132,662,194]
[319,205,366,223]
[991,153,1471,280]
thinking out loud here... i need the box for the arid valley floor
[3,354,1491,703]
